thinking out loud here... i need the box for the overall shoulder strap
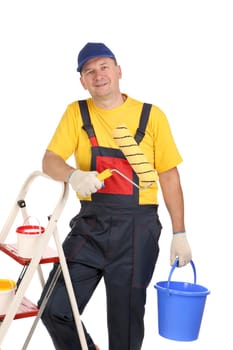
[134,103,152,144]
[78,100,98,146]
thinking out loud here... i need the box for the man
[38,42,192,350]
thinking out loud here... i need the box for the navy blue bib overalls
[39,101,162,350]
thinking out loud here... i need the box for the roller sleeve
[112,125,158,185]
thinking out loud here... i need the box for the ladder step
[0,243,59,265]
[0,297,39,320]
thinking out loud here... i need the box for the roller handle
[97,169,113,181]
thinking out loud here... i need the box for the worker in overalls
[38,42,192,350]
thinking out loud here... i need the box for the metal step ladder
[0,171,88,349]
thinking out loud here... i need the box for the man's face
[80,57,122,99]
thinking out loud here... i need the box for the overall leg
[104,207,162,350]
[38,209,109,350]
[39,261,101,350]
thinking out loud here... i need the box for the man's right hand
[68,169,103,197]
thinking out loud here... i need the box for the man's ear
[118,65,122,79]
[80,76,88,90]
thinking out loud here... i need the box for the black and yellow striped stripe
[112,125,158,185]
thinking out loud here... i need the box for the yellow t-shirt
[47,96,183,204]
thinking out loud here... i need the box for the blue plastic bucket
[154,259,210,341]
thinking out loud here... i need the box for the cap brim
[77,54,115,72]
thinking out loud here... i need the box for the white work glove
[68,169,103,197]
[170,233,192,267]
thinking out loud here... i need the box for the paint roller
[97,124,158,189]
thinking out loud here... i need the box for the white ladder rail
[0,171,88,350]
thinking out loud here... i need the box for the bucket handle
[167,258,197,290]
[9,279,16,289]
[8,279,16,291]
[21,216,44,234]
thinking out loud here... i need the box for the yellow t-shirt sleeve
[152,107,183,173]
[46,103,80,160]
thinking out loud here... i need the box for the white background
[0,0,232,349]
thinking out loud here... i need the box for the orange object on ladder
[0,171,88,350]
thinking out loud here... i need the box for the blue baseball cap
[77,42,116,72]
